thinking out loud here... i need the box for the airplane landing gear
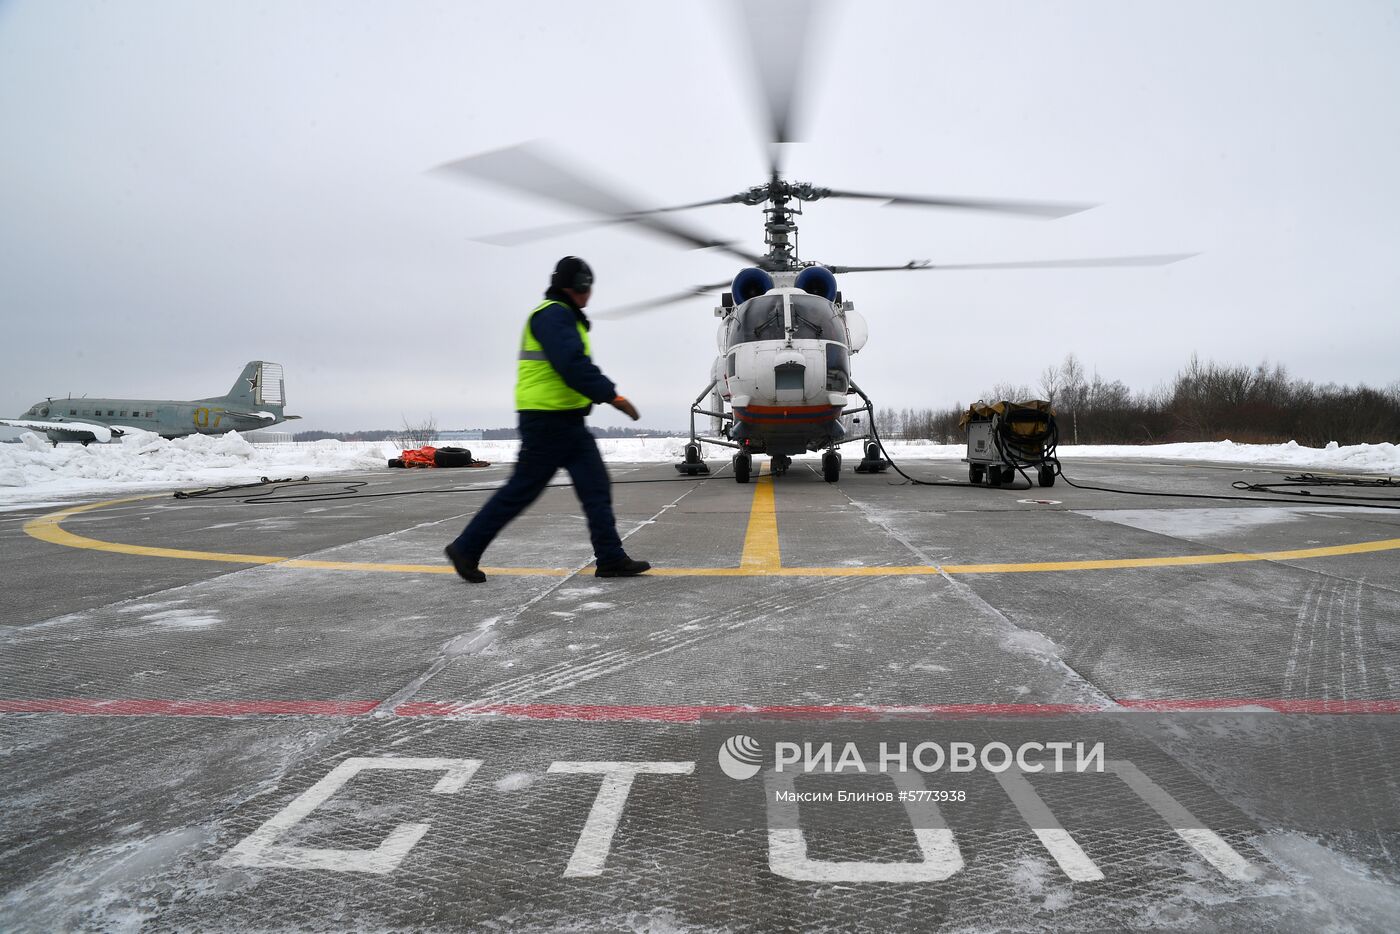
[822,450,841,483]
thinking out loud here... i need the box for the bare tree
[1039,363,1061,409]
[396,414,439,450]
[1060,353,1086,443]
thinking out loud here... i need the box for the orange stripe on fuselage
[735,403,842,425]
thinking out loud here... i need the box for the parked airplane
[2,361,299,445]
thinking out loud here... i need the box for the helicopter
[433,1,1193,484]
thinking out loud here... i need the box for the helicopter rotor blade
[473,195,747,247]
[592,279,734,320]
[818,189,1096,219]
[734,0,823,178]
[433,142,764,265]
[829,253,1197,274]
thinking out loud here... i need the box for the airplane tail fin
[219,361,287,411]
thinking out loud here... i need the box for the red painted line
[392,701,1110,721]
[2,698,1398,720]
[1116,698,1400,714]
[0,699,379,717]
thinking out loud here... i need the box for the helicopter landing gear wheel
[734,452,752,484]
[854,441,888,473]
[1038,465,1056,488]
[771,455,791,476]
[675,442,709,475]
[822,450,841,483]
[969,464,984,484]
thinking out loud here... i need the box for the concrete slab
[3,460,1399,931]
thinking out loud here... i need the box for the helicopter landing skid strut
[675,380,732,475]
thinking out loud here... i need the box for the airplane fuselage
[16,397,289,440]
[5,361,297,444]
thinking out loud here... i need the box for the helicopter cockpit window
[826,343,850,392]
[735,295,845,343]
[789,295,840,341]
[736,296,783,341]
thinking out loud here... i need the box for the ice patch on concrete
[1007,854,1073,912]
[1254,831,1400,930]
[494,771,536,792]
[119,602,180,614]
[999,626,1062,659]
[1075,505,1397,540]
[0,824,216,931]
[140,608,220,629]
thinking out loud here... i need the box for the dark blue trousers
[449,412,626,564]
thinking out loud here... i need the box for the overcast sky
[2,0,1398,432]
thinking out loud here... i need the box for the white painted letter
[548,761,694,877]
[221,757,481,874]
[1108,760,1257,881]
[996,769,1104,882]
[766,769,963,882]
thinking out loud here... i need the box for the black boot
[595,556,651,578]
[444,544,486,583]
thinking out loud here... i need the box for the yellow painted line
[23,496,569,576]
[22,493,1400,578]
[738,466,781,571]
[278,560,569,576]
[25,496,288,565]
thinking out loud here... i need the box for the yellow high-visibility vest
[515,300,593,411]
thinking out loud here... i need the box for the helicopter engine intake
[794,265,838,301]
[731,267,775,303]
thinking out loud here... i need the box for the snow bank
[0,430,397,505]
[869,437,1400,474]
[1,430,1396,506]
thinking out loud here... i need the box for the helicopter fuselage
[714,283,864,458]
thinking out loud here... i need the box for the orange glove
[610,396,640,421]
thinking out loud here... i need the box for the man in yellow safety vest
[445,256,650,583]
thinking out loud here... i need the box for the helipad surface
[3,459,1398,931]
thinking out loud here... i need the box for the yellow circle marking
[22,492,1400,577]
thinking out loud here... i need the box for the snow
[872,438,1400,475]
[0,418,117,442]
[0,430,398,505]
[1,430,1396,506]
[1079,505,1398,540]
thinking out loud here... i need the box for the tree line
[294,425,679,443]
[873,353,1400,446]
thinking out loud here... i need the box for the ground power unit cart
[962,400,1059,488]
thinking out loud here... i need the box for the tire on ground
[434,446,474,468]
